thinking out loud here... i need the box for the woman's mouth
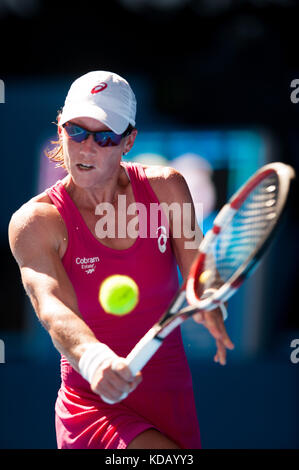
[77,163,95,171]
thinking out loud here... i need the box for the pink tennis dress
[46,162,201,449]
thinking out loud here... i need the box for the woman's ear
[124,128,138,155]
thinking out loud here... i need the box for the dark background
[0,0,298,450]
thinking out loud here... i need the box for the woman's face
[60,116,137,189]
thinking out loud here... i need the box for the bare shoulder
[143,164,191,204]
[9,191,60,235]
[8,191,66,264]
[143,164,181,181]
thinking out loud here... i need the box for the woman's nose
[80,134,96,155]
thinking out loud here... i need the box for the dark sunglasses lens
[94,132,122,147]
[64,124,87,142]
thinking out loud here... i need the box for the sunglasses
[62,122,132,147]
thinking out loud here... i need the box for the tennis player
[8,71,234,449]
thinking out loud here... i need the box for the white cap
[59,71,136,134]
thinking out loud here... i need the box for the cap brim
[59,104,130,134]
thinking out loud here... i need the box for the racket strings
[200,173,280,291]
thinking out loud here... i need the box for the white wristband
[78,343,117,385]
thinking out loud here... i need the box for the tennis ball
[99,275,139,316]
[199,270,211,284]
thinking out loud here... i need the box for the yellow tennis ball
[99,275,139,316]
[199,270,211,284]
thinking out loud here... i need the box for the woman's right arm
[8,202,141,402]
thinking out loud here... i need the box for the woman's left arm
[150,166,234,365]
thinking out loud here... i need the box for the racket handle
[126,326,162,376]
[100,333,161,404]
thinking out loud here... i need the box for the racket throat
[157,315,186,339]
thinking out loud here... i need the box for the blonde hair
[44,110,65,168]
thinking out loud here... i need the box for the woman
[8,70,234,449]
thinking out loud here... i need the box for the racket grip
[126,327,162,376]
[101,390,129,405]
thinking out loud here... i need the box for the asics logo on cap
[91,82,108,94]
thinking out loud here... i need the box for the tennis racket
[124,162,295,376]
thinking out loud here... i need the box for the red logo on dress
[91,82,107,94]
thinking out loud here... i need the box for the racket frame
[186,162,295,308]
[126,162,295,377]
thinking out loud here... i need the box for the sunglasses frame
[62,121,133,147]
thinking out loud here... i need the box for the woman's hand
[91,358,142,404]
[192,307,234,365]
